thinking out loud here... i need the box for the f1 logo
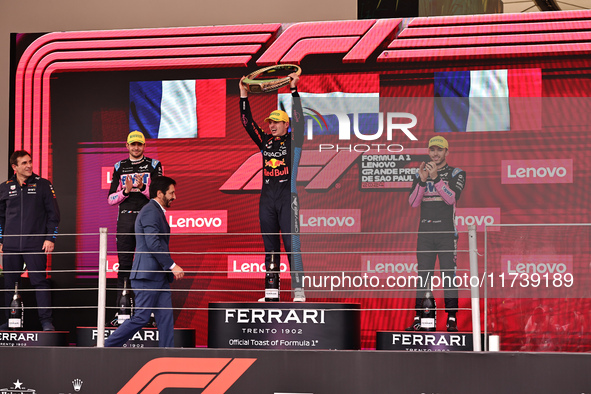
[257,19,401,65]
[219,150,361,193]
[118,357,256,393]
[220,148,425,193]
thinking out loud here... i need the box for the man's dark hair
[10,150,31,167]
[150,176,176,199]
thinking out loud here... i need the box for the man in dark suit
[105,176,184,347]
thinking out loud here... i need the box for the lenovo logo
[300,209,361,233]
[363,254,418,278]
[102,167,113,189]
[227,255,290,279]
[167,210,227,233]
[502,159,573,184]
[106,255,119,279]
[455,208,501,232]
[502,255,573,275]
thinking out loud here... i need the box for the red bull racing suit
[240,90,304,287]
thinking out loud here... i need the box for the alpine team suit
[0,173,60,325]
[408,164,466,315]
[108,157,162,290]
[240,90,304,287]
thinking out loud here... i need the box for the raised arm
[289,73,304,149]
[239,77,266,150]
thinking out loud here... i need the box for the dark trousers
[116,211,138,298]
[104,278,174,347]
[3,253,52,323]
[414,231,458,314]
[259,191,303,287]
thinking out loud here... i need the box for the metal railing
[2,226,483,350]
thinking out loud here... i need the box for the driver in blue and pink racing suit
[108,131,162,323]
[239,72,305,302]
[406,136,466,332]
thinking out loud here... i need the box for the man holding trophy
[239,68,305,302]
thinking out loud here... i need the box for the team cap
[265,110,289,123]
[127,131,146,144]
[428,136,448,149]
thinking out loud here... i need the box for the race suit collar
[130,156,145,163]
[274,133,288,141]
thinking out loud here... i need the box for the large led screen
[12,11,591,349]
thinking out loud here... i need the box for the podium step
[208,302,360,350]
[0,330,68,347]
[376,331,486,351]
[76,327,195,347]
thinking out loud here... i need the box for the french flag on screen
[278,73,380,136]
[129,79,226,139]
[434,69,541,132]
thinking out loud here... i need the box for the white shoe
[293,288,306,302]
[258,297,266,302]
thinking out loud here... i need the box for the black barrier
[0,347,591,393]
[208,302,360,349]
[76,327,196,347]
